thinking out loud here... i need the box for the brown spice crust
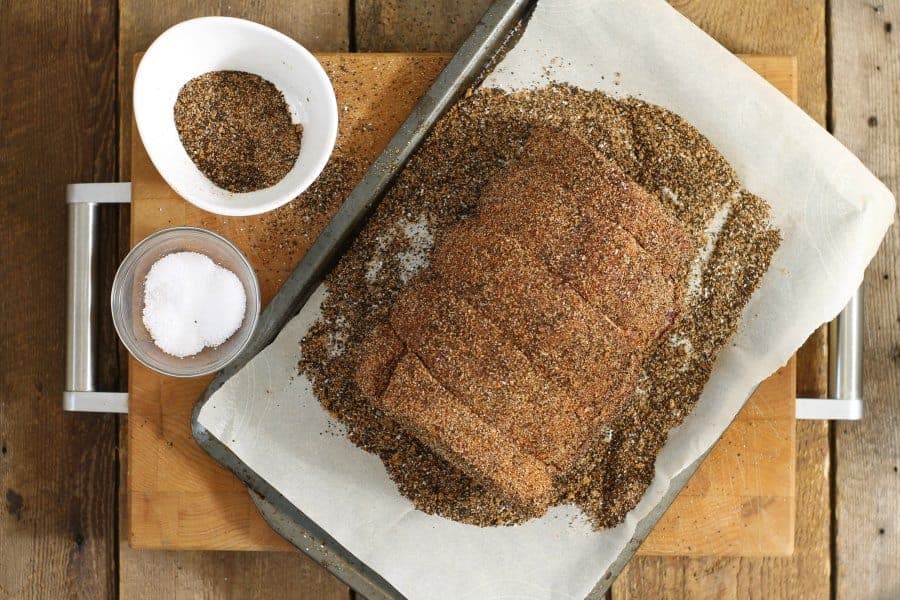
[379,353,555,510]
[355,323,405,400]
[174,70,302,193]
[355,128,687,509]
[480,127,693,330]
[434,221,639,407]
[388,275,586,473]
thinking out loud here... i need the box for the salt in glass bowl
[111,227,261,377]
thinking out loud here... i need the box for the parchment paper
[197,1,895,598]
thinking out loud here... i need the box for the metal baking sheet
[190,2,759,597]
[190,0,891,596]
[189,1,567,597]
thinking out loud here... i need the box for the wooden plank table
[831,2,900,598]
[0,2,118,598]
[11,1,900,599]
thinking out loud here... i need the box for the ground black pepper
[174,70,303,193]
[298,84,781,528]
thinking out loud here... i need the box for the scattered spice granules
[174,71,303,193]
[298,84,781,528]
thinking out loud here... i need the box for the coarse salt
[142,251,246,358]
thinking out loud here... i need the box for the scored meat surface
[434,223,639,405]
[355,127,692,511]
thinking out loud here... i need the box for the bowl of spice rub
[134,17,338,216]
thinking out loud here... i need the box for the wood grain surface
[128,52,796,560]
[5,0,893,598]
[830,2,900,599]
[0,2,119,599]
[356,0,493,51]
[641,359,795,557]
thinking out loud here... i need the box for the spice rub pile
[299,85,781,528]
[175,71,303,193]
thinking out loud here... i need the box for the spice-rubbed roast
[355,128,692,509]
[301,86,780,527]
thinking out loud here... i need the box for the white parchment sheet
[197,1,895,598]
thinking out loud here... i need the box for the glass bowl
[111,227,260,377]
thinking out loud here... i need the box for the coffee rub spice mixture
[174,71,303,193]
[299,85,781,528]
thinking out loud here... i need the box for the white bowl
[134,17,338,216]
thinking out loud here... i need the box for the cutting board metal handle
[64,182,130,414]
[796,288,864,420]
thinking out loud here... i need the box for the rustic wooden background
[1,1,896,598]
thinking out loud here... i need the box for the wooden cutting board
[128,53,797,557]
